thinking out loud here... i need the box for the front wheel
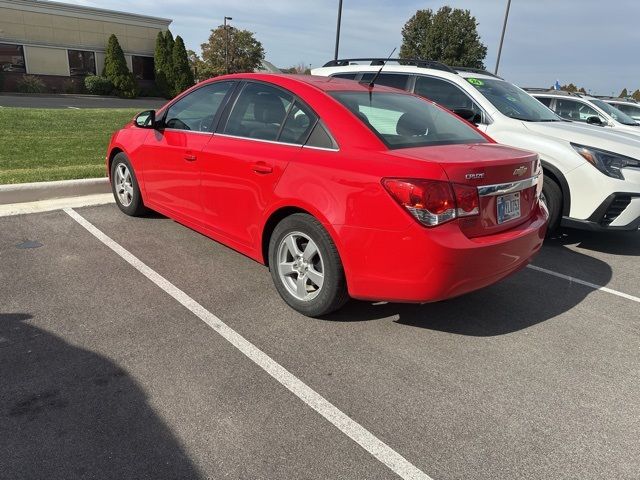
[541,174,562,236]
[110,152,148,217]
[268,214,349,317]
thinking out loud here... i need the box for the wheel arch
[541,160,571,217]
[107,147,124,180]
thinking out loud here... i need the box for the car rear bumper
[338,204,548,303]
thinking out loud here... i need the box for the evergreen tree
[103,34,137,98]
[172,36,195,95]
[164,30,175,91]
[154,31,171,98]
[619,88,628,98]
[632,89,640,101]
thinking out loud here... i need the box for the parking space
[2,204,639,480]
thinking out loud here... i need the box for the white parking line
[63,207,432,480]
[527,264,640,303]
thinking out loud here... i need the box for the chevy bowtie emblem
[513,166,527,177]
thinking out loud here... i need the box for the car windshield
[591,99,638,125]
[465,77,561,122]
[330,91,488,149]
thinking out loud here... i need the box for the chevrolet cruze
[107,74,548,316]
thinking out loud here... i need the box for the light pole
[334,0,343,61]
[494,0,511,75]
[224,16,232,74]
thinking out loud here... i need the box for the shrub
[62,78,84,94]
[84,75,114,95]
[16,75,46,93]
[172,35,195,95]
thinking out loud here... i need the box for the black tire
[110,152,148,217]
[268,213,349,317]
[541,174,562,236]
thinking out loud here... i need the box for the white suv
[312,59,640,232]
[599,97,640,123]
[528,89,640,135]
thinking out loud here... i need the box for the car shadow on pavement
[548,228,640,256]
[0,313,203,480]
[326,245,612,336]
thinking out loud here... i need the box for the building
[0,0,171,92]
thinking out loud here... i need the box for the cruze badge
[513,166,527,177]
[465,172,485,180]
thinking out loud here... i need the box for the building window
[68,50,96,76]
[132,56,155,81]
[0,43,26,73]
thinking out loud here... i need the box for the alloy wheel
[277,232,325,301]
[115,163,134,207]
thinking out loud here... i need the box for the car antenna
[368,47,396,89]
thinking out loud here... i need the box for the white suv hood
[522,121,640,158]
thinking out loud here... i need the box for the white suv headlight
[571,143,640,180]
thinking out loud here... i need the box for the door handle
[252,162,273,174]
[183,153,197,161]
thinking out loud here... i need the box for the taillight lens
[382,178,479,227]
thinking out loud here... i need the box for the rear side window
[164,81,234,132]
[359,73,410,91]
[536,96,553,107]
[414,76,481,117]
[305,122,337,149]
[331,73,358,80]
[279,101,318,145]
[224,82,293,141]
[331,91,487,149]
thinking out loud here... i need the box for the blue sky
[67,0,639,95]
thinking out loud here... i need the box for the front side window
[331,91,488,149]
[68,50,96,76]
[164,81,234,132]
[615,103,640,120]
[132,56,154,81]
[0,43,26,73]
[414,75,482,118]
[591,99,637,125]
[467,78,560,122]
[224,82,293,141]
[554,99,603,123]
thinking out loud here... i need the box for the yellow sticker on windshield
[467,78,484,86]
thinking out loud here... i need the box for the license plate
[497,192,521,224]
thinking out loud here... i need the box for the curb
[0,178,111,205]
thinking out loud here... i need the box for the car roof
[203,73,406,94]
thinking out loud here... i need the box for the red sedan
[107,73,548,316]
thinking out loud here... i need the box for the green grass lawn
[0,107,139,184]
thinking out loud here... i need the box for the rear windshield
[330,91,487,149]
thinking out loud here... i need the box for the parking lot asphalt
[1,203,639,480]
[0,93,165,109]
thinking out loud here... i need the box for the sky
[65,0,639,95]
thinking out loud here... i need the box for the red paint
[107,74,548,303]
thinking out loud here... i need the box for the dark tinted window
[414,76,481,117]
[224,82,293,141]
[331,91,487,149]
[0,43,25,73]
[68,50,96,76]
[360,73,410,90]
[165,81,233,132]
[535,96,553,107]
[554,99,602,123]
[279,100,317,144]
[132,56,154,81]
[306,122,337,149]
[331,73,358,80]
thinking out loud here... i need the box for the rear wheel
[541,174,562,236]
[110,153,148,216]
[268,214,348,317]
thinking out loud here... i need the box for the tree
[200,25,265,77]
[399,7,487,68]
[164,31,175,92]
[172,36,195,95]
[561,83,578,93]
[187,49,207,82]
[619,88,629,98]
[578,87,587,94]
[103,34,137,98]
[154,31,171,98]
[633,89,640,101]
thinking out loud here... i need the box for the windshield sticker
[467,78,484,86]
[506,95,517,102]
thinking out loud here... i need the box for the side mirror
[586,115,604,126]
[134,110,156,129]
[452,108,481,125]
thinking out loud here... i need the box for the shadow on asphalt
[549,228,640,256]
[325,245,612,336]
[0,313,203,480]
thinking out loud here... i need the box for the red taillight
[382,178,479,227]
